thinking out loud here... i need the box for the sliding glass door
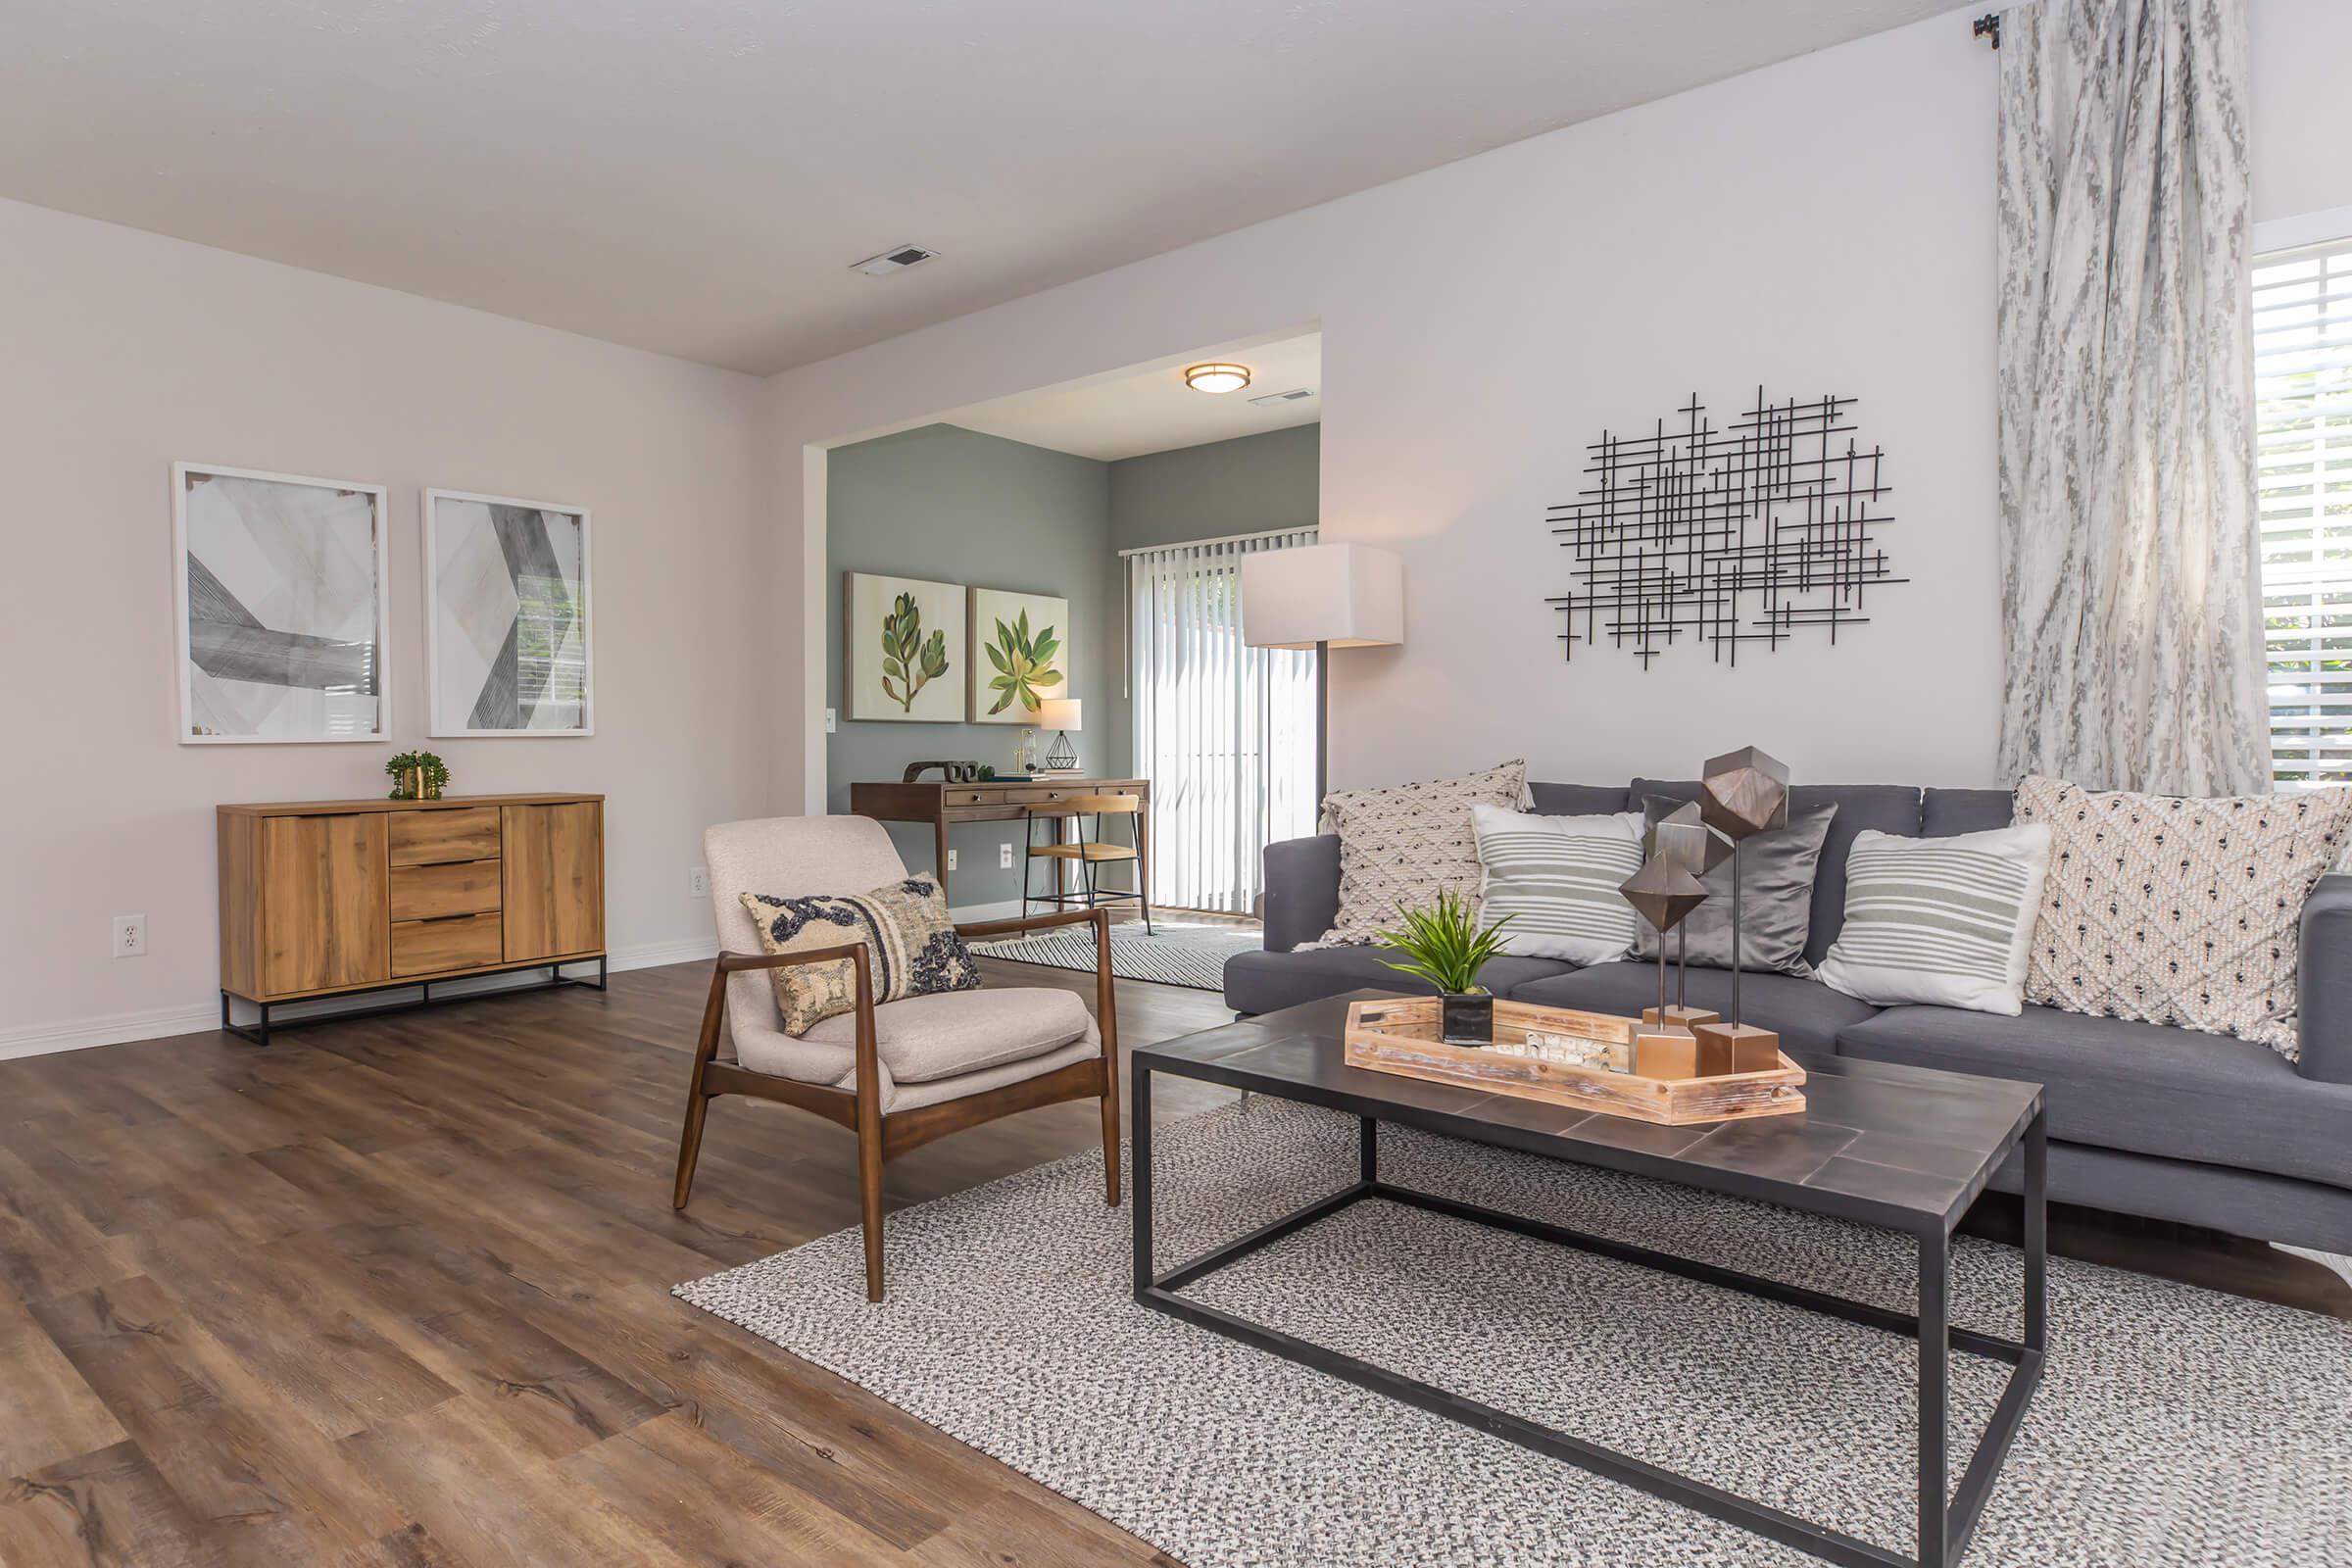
[1128,528,1318,914]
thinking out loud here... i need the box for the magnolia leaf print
[879,592,950,712]
[983,608,1064,715]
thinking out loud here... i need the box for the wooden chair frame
[672,906,1119,1301]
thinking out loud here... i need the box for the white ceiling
[945,330,1322,462]
[0,1,1958,375]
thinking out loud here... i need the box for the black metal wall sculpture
[1545,389,1902,668]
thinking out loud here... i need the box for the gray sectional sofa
[1228,778,2352,1258]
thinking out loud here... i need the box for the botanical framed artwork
[844,571,966,721]
[968,586,1068,723]
[172,463,390,744]
[423,489,593,737]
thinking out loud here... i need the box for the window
[2256,233,2352,786]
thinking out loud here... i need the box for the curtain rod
[1973,12,2001,49]
[1116,524,1319,558]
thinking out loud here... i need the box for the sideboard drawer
[391,912,504,976]
[389,807,502,866]
[389,858,503,921]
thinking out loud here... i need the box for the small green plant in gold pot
[1375,888,1514,1045]
[386,751,449,801]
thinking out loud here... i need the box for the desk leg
[933,814,951,904]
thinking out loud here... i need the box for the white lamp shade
[1240,542,1404,649]
[1035,697,1082,731]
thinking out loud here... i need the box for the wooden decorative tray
[1343,998,1806,1126]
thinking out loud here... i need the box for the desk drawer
[389,807,502,866]
[1005,784,1102,806]
[392,912,504,976]
[944,787,1005,808]
[389,858,502,921]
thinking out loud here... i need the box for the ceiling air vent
[851,244,938,277]
[1249,387,1315,407]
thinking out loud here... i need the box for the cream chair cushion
[803,987,1092,1083]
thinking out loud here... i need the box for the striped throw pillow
[1470,805,1644,963]
[1815,825,2053,1015]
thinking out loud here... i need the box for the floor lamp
[1238,543,1404,814]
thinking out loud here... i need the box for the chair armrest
[702,944,880,1095]
[954,907,1105,941]
[714,941,872,974]
[2299,873,2352,1083]
[1262,833,1342,952]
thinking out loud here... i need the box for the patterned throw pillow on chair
[2013,775,2352,1058]
[739,874,979,1036]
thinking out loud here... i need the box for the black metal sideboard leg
[1131,1055,1154,1297]
[1918,1223,1950,1568]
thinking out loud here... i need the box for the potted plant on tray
[1376,889,1513,1046]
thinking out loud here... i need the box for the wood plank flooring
[2,950,2344,1566]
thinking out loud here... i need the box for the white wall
[0,197,771,1054]
[770,0,2352,809]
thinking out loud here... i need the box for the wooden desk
[850,775,1150,905]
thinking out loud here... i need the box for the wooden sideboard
[218,793,606,1044]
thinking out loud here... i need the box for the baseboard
[0,934,725,1062]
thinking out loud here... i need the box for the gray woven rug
[676,1099,2352,1567]
[970,923,1259,991]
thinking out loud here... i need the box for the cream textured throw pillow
[1321,760,1529,945]
[1470,805,1645,963]
[2013,775,2352,1058]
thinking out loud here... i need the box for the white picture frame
[172,462,391,745]
[844,570,968,722]
[423,488,595,738]
[968,585,1070,724]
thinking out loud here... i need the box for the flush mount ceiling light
[1183,363,1252,394]
[850,243,937,277]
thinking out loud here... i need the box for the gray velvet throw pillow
[1631,799,1838,976]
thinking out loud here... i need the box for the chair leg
[1020,815,1033,922]
[858,1111,886,1302]
[671,1086,710,1208]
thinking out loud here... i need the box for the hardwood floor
[2,951,2344,1566]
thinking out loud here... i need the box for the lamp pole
[1315,638,1329,817]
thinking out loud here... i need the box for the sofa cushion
[1224,945,1570,1017]
[1530,783,1632,816]
[1321,760,1529,944]
[1835,1004,2352,1193]
[1470,804,1643,962]
[1924,787,2013,838]
[1634,780,1923,967]
[1503,961,1880,1061]
[802,986,1090,1084]
[1631,800,1837,976]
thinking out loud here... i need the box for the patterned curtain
[1994,0,2267,794]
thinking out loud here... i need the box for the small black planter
[1441,992,1494,1046]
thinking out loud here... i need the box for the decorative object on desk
[1467,804,1643,963]
[844,572,965,722]
[738,873,978,1036]
[1343,998,1803,1123]
[1036,697,1082,772]
[1544,390,1901,668]
[1239,540,1404,809]
[1373,888,1514,1045]
[1617,851,1710,1078]
[1693,746,1792,1076]
[424,489,592,736]
[902,760,985,784]
[173,463,389,743]
[1641,801,1727,1030]
[969,587,1067,722]
[385,750,449,801]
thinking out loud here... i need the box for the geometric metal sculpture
[1644,802,1730,1031]
[1545,390,1901,669]
[1619,854,1710,1079]
[1696,745,1793,1075]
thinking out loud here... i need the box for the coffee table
[1131,991,2046,1568]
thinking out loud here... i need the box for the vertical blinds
[1128,528,1318,913]
[2256,235,2352,786]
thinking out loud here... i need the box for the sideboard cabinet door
[260,812,389,995]
[502,803,604,961]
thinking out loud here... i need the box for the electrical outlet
[823,707,837,734]
[112,914,146,958]
[998,842,1013,870]
[947,848,958,871]
[688,865,709,898]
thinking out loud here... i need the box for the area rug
[675,1099,2352,1567]
[969,922,1258,991]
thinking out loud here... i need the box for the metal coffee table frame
[1131,1053,2046,1568]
